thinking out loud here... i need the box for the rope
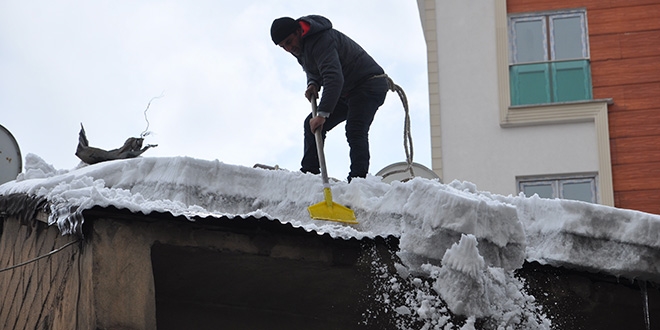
[373,74,415,180]
[0,239,80,273]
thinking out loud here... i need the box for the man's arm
[311,34,344,116]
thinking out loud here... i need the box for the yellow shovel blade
[308,187,357,224]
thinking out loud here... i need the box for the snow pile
[391,179,525,273]
[432,234,550,327]
[364,235,549,329]
[2,153,660,329]
[455,183,660,282]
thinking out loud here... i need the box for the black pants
[301,77,388,179]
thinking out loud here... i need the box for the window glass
[551,15,585,60]
[561,181,594,202]
[512,19,546,63]
[522,182,554,199]
[518,175,597,203]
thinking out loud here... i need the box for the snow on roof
[2,153,659,328]
[2,153,659,280]
[1,154,526,267]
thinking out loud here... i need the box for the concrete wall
[0,210,401,330]
[0,217,94,330]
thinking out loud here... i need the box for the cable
[0,239,80,273]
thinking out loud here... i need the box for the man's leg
[300,99,349,174]
[345,78,388,180]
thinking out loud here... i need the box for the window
[509,10,592,106]
[518,174,597,203]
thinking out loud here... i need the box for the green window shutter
[552,60,592,102]
[510,63,551,106]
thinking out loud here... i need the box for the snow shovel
[307,95,357,224]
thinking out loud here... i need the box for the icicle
[639,280,650,330]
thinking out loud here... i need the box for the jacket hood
[298,15,332,38]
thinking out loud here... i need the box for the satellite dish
[376,162,441,184]
[0,124,22,185]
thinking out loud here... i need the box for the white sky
[0,0,430,180]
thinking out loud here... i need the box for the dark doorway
[151,243,374,330]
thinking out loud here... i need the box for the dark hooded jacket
[296,15,384,116]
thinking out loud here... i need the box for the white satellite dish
[376,162,441,184]
[0,124,22,185]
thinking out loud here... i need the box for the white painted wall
[428,0,599,195]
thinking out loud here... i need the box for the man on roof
[270,15,388,182]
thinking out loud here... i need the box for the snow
[2,153,659,329]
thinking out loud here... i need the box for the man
[270,15,388,182]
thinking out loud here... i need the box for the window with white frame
[508,9,592,106]
[518,174,597,203]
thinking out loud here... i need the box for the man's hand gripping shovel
[307,95,357,224]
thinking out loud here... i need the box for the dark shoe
[347,174,366,183]
[301,168,320,175]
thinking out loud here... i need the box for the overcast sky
[0,0,430,180]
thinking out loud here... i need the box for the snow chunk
[441,234,485,279]
[431,235,551,328]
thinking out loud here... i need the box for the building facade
[418,0,660,214]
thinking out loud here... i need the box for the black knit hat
[271,17,300,45]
